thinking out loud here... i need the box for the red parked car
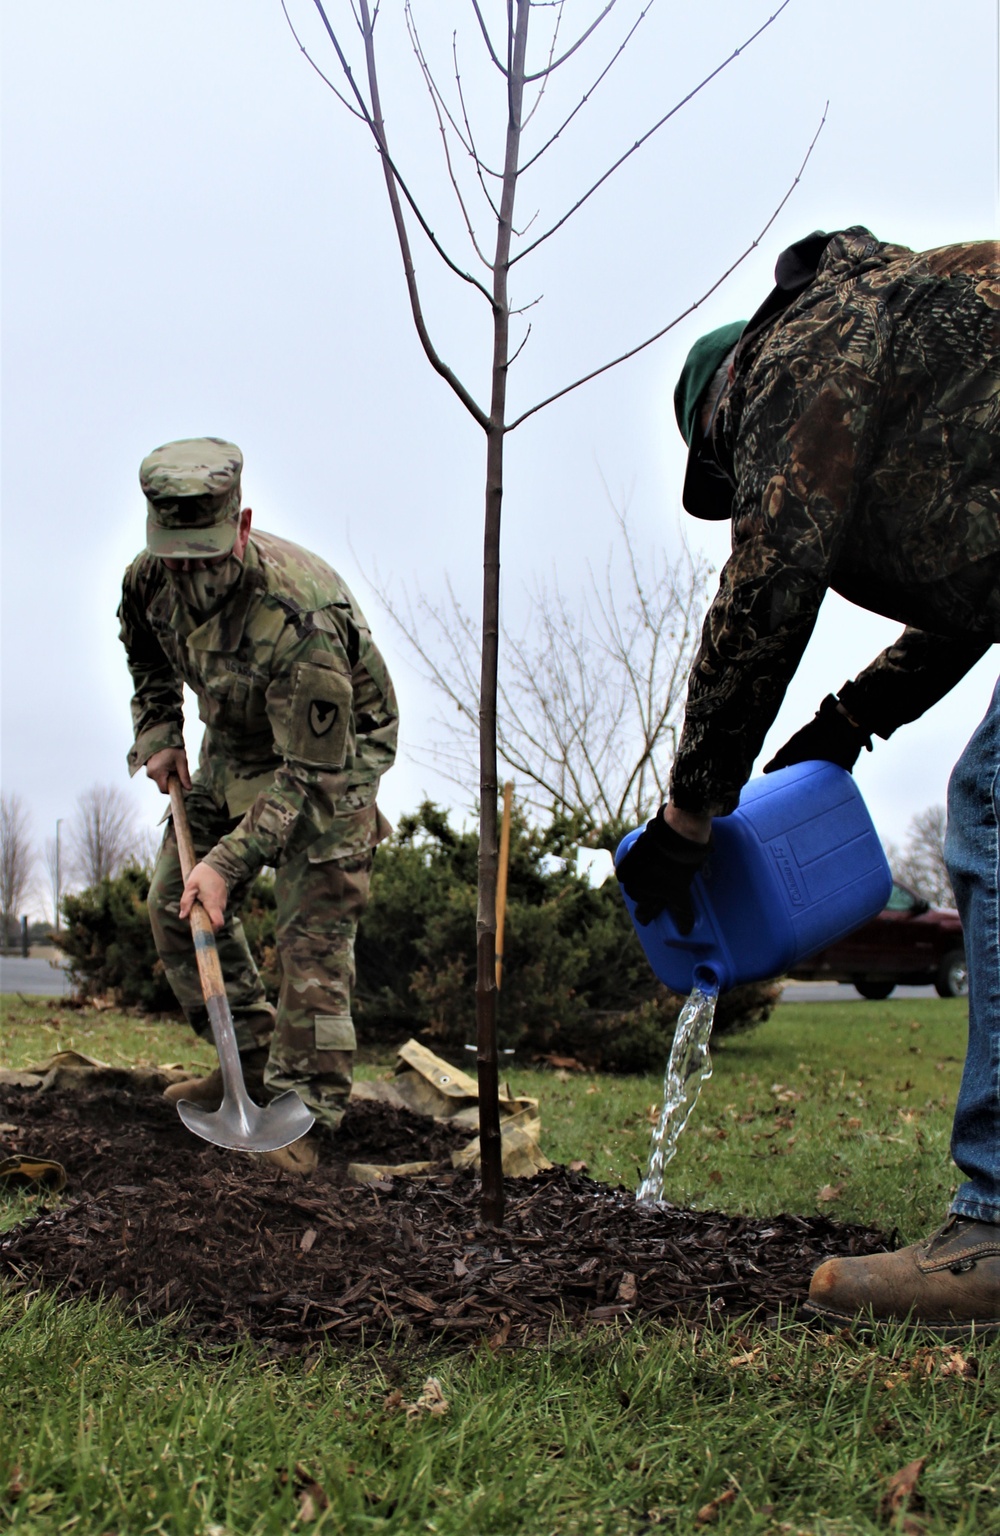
[789,881,967,999]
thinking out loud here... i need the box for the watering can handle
[167,775,228,1006]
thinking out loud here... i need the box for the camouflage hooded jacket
[671,227,1000,815]
[118,532,399,886]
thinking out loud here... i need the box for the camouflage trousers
[147,785,372,1131]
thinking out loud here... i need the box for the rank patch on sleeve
[309,699,339,737]
[288,661,352,768]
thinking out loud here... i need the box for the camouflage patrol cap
[140,437,244,558]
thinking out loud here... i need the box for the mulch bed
[0,1082,894,1352]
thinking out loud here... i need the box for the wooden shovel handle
[167,776,227,1004]
[168,777,200,883]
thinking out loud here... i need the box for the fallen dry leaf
[276,1464,329,1524]
[299,1228,318,1254]
[817,1182,846,1204]
[728,1347,762,1368]
[383,1388,406,1413]
[878,1458,926,1527]
[485,1317,512,1353]
[939,1348,976,1379]
[406,1376,450,1418]
[695,1487,737,1524]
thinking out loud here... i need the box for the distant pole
[20,915,29,959]
[55,817,63,933]
[495,782,513,990]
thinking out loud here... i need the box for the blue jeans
[944,673,1000,1225]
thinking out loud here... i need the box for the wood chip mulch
[0,1082,894,1352]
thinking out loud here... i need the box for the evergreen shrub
[58,866,278,1013]
[355,802,779,1071]
[54,805,779,1071]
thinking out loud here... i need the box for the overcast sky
[2,0,998,916]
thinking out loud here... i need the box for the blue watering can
[616,760,892,995]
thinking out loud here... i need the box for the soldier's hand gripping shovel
[167,778,315,1152]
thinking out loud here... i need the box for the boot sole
[802,1299,1000,1340]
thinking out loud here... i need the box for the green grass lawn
[1,992,996,1535]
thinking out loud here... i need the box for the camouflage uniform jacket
[119,531,399,886]
[671,227,1000,815]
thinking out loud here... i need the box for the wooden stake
[495,781,513,989]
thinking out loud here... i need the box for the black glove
[616,809,711,933]
[763,694,872,775]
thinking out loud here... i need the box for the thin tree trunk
[476,419,504,1225]
[475,0,530,1227]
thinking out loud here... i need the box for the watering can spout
[691,964,722,997]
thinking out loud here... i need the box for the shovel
[167,777,315,1152]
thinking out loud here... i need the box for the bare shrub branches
[372,513,712,837]
[886,805,954,907]
[0,790,35,942]
[69,784,139,888]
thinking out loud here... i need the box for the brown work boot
[163,1047,270,1109]
[259,1134,318,1174]
[806,1215,1000,1337]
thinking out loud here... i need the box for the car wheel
[853,977,896,1000]
[935,950,968,999]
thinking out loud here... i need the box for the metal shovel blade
[176,1021,317,1152]
[178,991,316,1152]
[177,1087,315,1152]
[166,776,317,1153]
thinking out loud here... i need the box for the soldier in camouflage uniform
[617,229,1000,1332]
[119,438,398,1169]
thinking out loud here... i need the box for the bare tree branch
[469,0,509,77]
[310,0,497,313]
[406,4,493,266]
[519,1,655,171]
[523,0,620,82]
[453,29,504,207]
[519,0,564,130]
[510,0,792,263]
[280,0,366,117]
[507,102,827,428]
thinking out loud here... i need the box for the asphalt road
[779,981,940,1003]
[0,956,72,997]
[0,961,944,1005]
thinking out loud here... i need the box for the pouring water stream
[636,980,718,1204]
